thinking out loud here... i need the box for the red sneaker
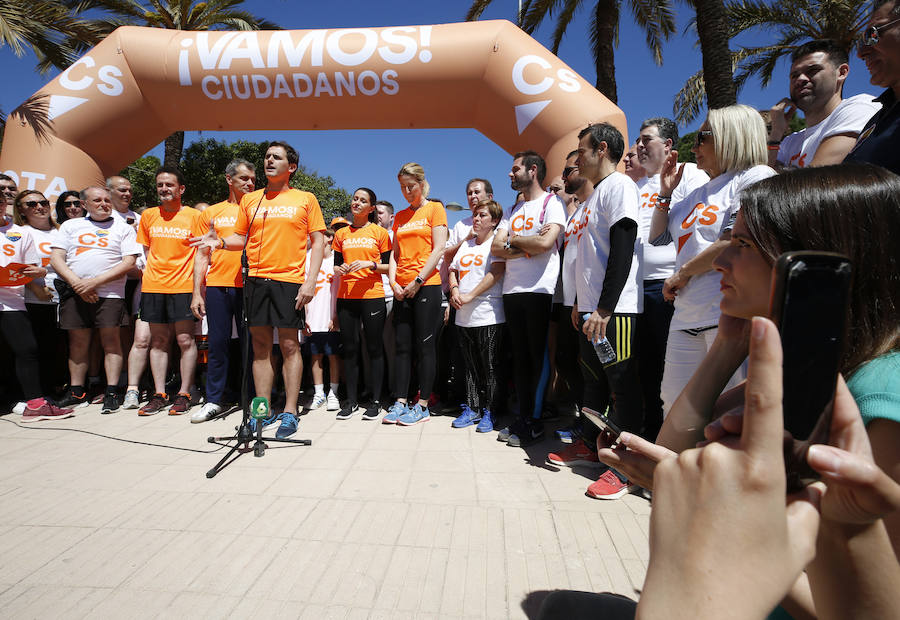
[138,393,168,416]
[586,469,637,500]
[21,398,75,423]
[168,392,193,415]
[547,439,602,467]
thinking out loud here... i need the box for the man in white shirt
[769,39,880,168]
[492,151,565,447]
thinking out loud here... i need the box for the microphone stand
[205,196,311,478]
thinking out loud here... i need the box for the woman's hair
[355,187,377,222]
[13,190,57,228]
[707,104,768,173]
[55,190,83,224]
[397,162,430,199]
[740,163,900,376]
[473,199,503,225]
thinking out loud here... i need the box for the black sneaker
[57,389,88,409]
[507,422,544,447]
[101,392,119,414]
[336,403,358,420]
[362,402,381,420]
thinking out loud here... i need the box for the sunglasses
[694,130,713,147]
[859,16,900,47]
[23,200,51,208]
[64,200,83,208]
[562,166,576,178]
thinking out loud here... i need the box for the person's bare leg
[250,326,274,401]
[328,354,340,387]
[173,319,197,394]
[126,318,151,391]
[311,354,324,385]
[278,328,302,415]
[67,328,92,387]
[148,322,172,394]
[97,326,123,387]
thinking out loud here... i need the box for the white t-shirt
[666,165,776,330]
[442,216,474,295]
[111,208,141,227]
[450,234,505,328]
[22,227,59,304]
[561,203,585,307]
[636,164,710,281]
[497,192,566,295]
[304,252,337,333]
[777,94,881,169]
[575,172,643,314]
[0,222,39,312]
[51,216,143,299]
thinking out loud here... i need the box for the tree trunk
[592,0,619,104]
[694,0,736,110]
[164,131,185,168]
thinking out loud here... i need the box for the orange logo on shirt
[640,192,659,209]
[2,243,15,257]
[680,202,721,230]
[314,270,333,296]
[788,152,807,168]
[78,232,109,248]
[511,212,535,234]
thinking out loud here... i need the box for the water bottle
[582,313,616,364]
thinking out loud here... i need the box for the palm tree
[465,0,677,104]
[674,0,869,123]
[76,0,280,166]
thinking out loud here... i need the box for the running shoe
[326,391,340,411]
[100,392,120,415]
[309,393,327,410]
[122,389,140,410]
[382,401,407,424]
[191,402,222,423]
[555,426,579,444]
[507,422,544,447]
[21,398,74,423]
[497,426,512,442]
[57,388,88,409]
[168,392,192,415]
[451,405,482,428]
[586,468,638,500]
[397,403,430,426]
[547,439,602,467]
[476,409,494,433]
[336,403,358,420]
[248,412,279,432]
[362,402,381,421]
[275,413,298,438]
[138,393,168,416]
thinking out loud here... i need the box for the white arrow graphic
[514,99,551,135]
[47,95,89,120]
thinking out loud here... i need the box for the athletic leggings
[26,302,64,395]
[458,323,502,412]
[502,292,553,424]
[0,310,42,400]
[393,284,442,402]
[337,297,386,405]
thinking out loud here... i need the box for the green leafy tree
[465,0,677,103]
[118,154,161,210]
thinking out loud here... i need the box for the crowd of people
[2,11,900,617]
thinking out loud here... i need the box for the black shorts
[124,278,140,316]
[59,296,129,330]
[245,277,305,329]
[305,331,340,356]
[139,292,195,324]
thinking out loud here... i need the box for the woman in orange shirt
[333,187,391,421]
[384,163,448,426]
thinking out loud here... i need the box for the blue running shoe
[397,403,430,426]
[555,426,578,444]
[382,401,407,424]
[451,405,481,428]
[275,413,298,438]
[476,408,494,433]
[248,413,279,433]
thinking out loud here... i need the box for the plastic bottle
[582,313,616,364]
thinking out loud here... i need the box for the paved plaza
[0,403,649,619]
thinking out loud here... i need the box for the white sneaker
[326,391,340,411]
[191,402,222,424]
[309,393,327,410]
[12,401,27,415]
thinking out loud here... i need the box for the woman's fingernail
[807,445,841,474]
[751,316,766,341]
[618,431,632,444]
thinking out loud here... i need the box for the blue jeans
[205,286,243,405]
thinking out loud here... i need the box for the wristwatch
[503,236,512,251]
[414,275,425,285]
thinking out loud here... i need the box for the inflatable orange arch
[0,20,626,198]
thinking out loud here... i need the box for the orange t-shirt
[137,206,201,294]
[197,200,242,288]
[332,223,391,299]
[391,201,447,287]
[235,188,326,284]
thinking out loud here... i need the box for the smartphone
[769,251,851,492]
[581,406,624,447]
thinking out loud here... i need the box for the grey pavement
[0,402,649,619]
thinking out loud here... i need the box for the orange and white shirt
[497,192,566,295]
[22,226,59,305]
[136,206,201,294]
[392,201,447,287]
[304,252,337,333]
[236,188,326,284]
[450,234,505,328]
[52,216,142,299]
[332,223,391,299]
[197,200,242,288]
[0,222,38,312]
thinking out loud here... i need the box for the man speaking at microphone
[192,142,325,439]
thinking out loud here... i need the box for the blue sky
[0,0,878,226]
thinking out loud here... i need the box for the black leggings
[0,310,42,400]
[458,323,502,412]
[337,297,386,405]
[502,292,552,424]
[26,302,63,395]
[393,284,442,402]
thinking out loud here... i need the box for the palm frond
[465,0,497,21]
[628,0,677,65]
[9,94,54,145]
